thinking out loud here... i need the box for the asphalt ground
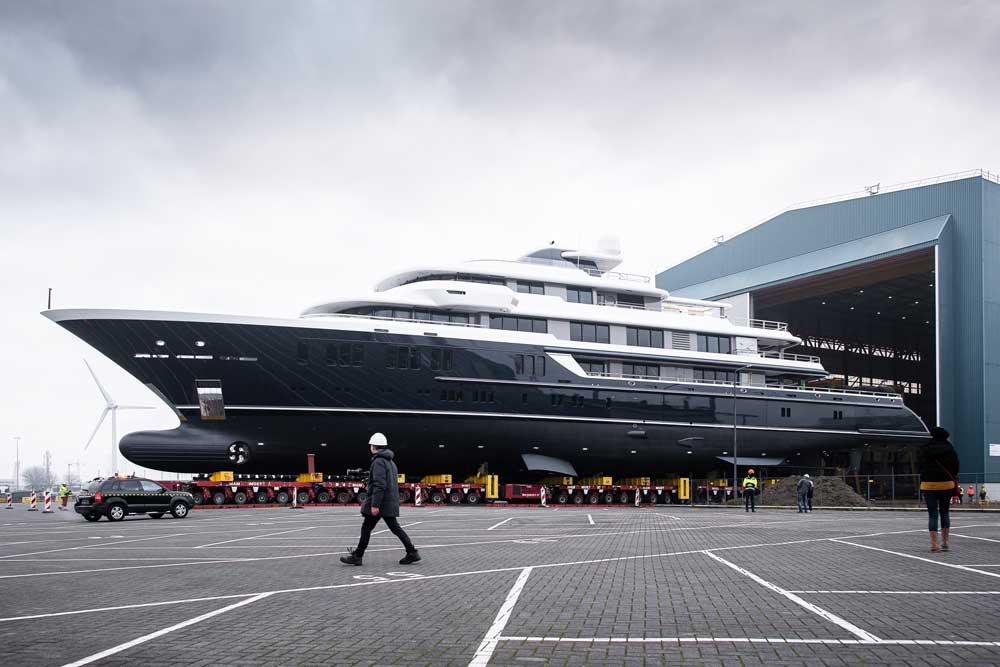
[2,504,999,667]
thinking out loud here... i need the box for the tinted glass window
[119,480,142,493]
[84,480,107,493]
[140,480,163,493]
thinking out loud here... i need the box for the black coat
[361,448,401,517]
[919,439,960,484]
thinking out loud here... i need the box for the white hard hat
[368,432,388,448]
[803,474,810,478]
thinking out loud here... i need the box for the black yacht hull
[48,311,930,476]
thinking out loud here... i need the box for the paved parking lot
[2,504,999,666]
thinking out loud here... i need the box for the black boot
[340,548,363,566]
[399,550,421,565]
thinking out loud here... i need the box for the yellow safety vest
[743,477,758,489]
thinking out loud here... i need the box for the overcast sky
[2,1,998,485]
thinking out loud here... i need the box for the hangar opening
[750,249,936,431]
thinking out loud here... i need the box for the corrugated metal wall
[656,176,994,476]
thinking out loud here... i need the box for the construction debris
[759,476,870,507]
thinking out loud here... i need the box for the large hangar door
[750,249,937,429]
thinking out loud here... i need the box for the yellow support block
[397,474,406,484]
[653,478,679,487]
[468,474,499,499]
[297,472,323,483]
[619,477,651,487]
[208,471,234,483]
[421,474,452,485]
[578,476,613,486]
[679,477,691,500]
[539,476,574,485]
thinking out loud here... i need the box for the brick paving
[1,504,999,666]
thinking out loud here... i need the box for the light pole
[13,436,21,492]
[731,364,754,503]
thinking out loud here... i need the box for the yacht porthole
[195,340,206,347]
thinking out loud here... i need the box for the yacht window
[430,348,453,371]
[781,407,792,418]
[578,359,606,375]
[450,314,469,324]
[626,327,664,348]
[692,368,736,383]
[623,363,659,378]
[339,343,352,366]
[570,321,610,344]
[296,342,309,365]
[352,344,364,366]
[490,315,547,334]
[325,344,337,366]
[374,308,393,319]
[697,334,732,354]
[393,309,412,320]
[567,287,594,304]
[516,281,545,295]
[514,355,524,374]
[616,293,645,307]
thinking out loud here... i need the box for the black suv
[75,477,194,522]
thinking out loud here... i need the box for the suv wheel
[83,512,101,522]
[148,512,165,519]
[106,503,127,521]
[171,502,190,519]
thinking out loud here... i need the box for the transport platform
[1,505,999,666]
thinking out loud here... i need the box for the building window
[569,322,610,344]
[566,287,594,304]
[696,334,732,354]
[692,368,736,383]
[577,359,606,375]
[490,315,548,334]
[626,327,664,348]
[515,281,545,295]
[623,363,659,378]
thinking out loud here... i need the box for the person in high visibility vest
[981,486,989,504]
[743,469,759,513]
[58,483,70,511]
[967,485,975,504]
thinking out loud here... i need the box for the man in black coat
[341,433,420,566]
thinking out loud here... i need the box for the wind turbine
[83,360,155,475]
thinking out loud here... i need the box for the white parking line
[0,533,191,559]
[703,552,881,642]
[788,590,1000,595]
[488,518,513,531]
[832,539,1000,579]
[59,592,273,667]
[587,514,595,525]
[373,521,422,536]
[497,636,1000,647]
[951,533,1000,544]
[468,567,533,667]
[195,526,316,549]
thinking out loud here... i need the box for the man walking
[796,474,813,513]
[341,433,420,566]
[58,482,70,511]
[743,469,759,513]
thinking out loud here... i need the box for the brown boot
[929,531,941,553]
[941,528,950,551]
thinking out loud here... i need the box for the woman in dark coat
[919,426,960,552]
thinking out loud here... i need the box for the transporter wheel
[296,491,311,505]
[315,490,332,504]
[192,491,205,505]
[83,512,101,522]
[106,503,127,522]
[335,490,352,504]
[466,491,481,504]
[171,502,190,519]
[554,491,569,505]
[398,488,411,503]
[275,490,291,505]
[428,490,445,504]
[447,490,463,504]
[211,492,226,506]
[148,512,165,519]
[233,491,249,505]
[618,492,630,504]
[355,491,368,506]
[587,492,599,505]
[571,492,585,505]
[255,490,270,504]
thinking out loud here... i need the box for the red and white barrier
[42,489,54,514]
[635,488,641,507]
[414,486,423,507]
[27,490,38,511]
[5,494,12,510]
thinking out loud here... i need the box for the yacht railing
[582,267,651,283]
[598,301,650,311]
[314,312,485,328]
[586,371,901,398]
[757,350,822,364]
[727,317,789,331]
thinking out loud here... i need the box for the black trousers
[744,489,756,511]
[355,514,415,556]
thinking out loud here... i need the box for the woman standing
[919,427,960,552]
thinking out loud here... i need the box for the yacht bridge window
[626,327,664,348]
[570,321,610,344]
[515,281,545,295]
[696,334,733,354]
[567,287,594,304]
[622,363,659,379]
[490,315,548,334]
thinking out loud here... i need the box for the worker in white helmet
[341,432,420,566]
[796,474,814,513]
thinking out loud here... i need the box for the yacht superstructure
[44,240,929,476]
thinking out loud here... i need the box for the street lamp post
[13,436,21,493]
[732,364,754,504]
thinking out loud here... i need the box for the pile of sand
[759,476,870,507]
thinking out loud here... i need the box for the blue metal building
[656,172,1000,479]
